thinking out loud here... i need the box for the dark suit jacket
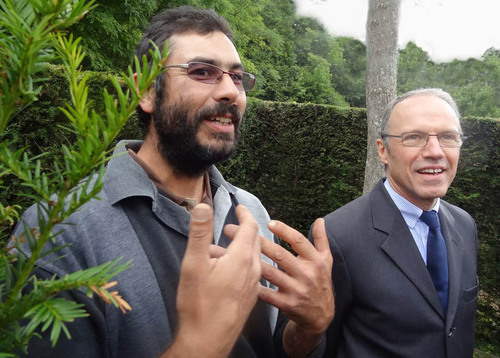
[321,179,478,357]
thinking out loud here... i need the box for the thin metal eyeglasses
[382,131,465,148]
[164,62,256,91]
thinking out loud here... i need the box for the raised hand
[224,216,334,357]
[260,218,333,337]
[163,204,262,358]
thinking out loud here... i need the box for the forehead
[389,95,460,131]
[166,31,242,68]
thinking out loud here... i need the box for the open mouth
[207,117,232,125]
[418,168,443,174]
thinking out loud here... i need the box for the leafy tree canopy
[69,1,500,116]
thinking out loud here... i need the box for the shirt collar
[103,140,231,207]
[383,178,440,229]
[103,140,157,206]
[127,148,213,212]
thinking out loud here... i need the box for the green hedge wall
[219,99,367,234]
[2,68,499,353]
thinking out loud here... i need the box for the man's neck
[136,139,206,203]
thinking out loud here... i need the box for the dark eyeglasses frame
[165,61,256,91]
[382,131,466,148]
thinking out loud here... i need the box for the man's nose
[213,74,241,104]
[422,135,445,158]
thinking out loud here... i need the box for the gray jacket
[14,140,278,357]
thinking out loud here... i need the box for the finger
[226,223,272,265]
[183,203,214,269]
[260,259,294,290]
[222,207,261,280]
[259,235,305,277]
[233,205,262,279]
[209,244,226,258]
[311,218,333,263]
[223,223,238,239]
[258,285,288,311]
[267,220,317,260]
[238,205,263,265]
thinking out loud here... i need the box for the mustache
[196,103,243,124]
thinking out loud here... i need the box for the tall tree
[296,53,348,106]
[363,0,401,193]
[398,42,435,93]
[332,37,367,108]
[70,0,161,71]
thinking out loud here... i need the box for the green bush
[0,1,166,352]
[219,99,366,232]
[448,118,500,354]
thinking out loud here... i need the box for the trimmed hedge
[219,99,367,233]
[2,68,499,353]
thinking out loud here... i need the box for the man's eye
[405,133,424,141]
[192,67,214,77]
[441,133,457,141]
[230,72,243,82]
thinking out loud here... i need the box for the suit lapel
[439,204,464,331]
[371,181,445,319]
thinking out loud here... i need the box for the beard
[152,98,242,178]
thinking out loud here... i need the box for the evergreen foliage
[220,99,366,232]
[0,0,166,354]
[69,0,161,71]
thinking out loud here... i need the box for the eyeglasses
[164,62,256,91]
[382,131,465,148]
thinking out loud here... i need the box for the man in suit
[320,88,478,357]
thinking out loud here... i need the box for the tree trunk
[363,0,401,194]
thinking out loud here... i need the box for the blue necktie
[420,210,449,314]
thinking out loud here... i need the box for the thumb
[184,204,214,268]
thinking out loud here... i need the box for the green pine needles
[0,0,167,354]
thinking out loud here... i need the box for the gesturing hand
[224,216,334,357]
[260,218,333,330]
[164,204,262,358]
[261,218,334,357]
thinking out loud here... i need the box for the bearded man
[13,6,334,358]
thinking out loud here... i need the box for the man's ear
[134,72,155,114]
[376,138,389,165]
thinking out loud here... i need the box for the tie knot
[420,210,439,229]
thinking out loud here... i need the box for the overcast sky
[295,0,500,63]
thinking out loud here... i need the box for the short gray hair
[379,88,462,148]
